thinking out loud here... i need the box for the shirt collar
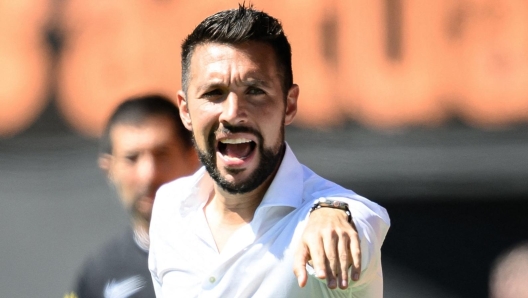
[179,167,212,217]
[258,143,304,209]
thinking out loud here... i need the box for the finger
[350,227,361,281]
[322,232,338,289]
[293,244,310,288]
[337,233,352,289]
[309,236,328,280]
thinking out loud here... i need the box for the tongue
[225,143,252,158]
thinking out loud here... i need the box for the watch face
[314,198,349,210]
[310,198,352,223]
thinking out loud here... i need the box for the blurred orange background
[1,2,527,298]
[1,0,527,138]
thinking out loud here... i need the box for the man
[71,94,201,298]
[70,94,370,298]
[149,5,390,298]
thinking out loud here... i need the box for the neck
[207,190,262,224]
[209,166,276,222]
[203,170,275,253]
[204,145,285,252]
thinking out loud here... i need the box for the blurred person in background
[489,241,528,298]
[66,94,371,298]
[69,94,200,298]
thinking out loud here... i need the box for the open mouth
[217,138,257,160]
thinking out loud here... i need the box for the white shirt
[149,144,390,298]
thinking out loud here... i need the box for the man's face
[178,42,298,194]
[103,116,196,223]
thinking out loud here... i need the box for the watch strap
[309,198,353,223]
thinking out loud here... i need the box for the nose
[219,92,247,125]
[137,155,157,187]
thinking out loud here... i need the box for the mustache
[214,124,260,137]
[208,124,263,150]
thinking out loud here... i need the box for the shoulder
[151,168,206,230]
[73,230,129,293]
[155,168,204,206]
[78,229,133,273]
[300,164,355,199]
[73,229,153,297]
[300,163,390,226]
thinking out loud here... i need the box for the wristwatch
[309,198,353,223]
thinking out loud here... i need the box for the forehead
[188,42,280,83]
[109,116,179,152]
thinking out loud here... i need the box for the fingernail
[316,269,325,278]
[341,279,348,288]
[328,279,337,288]
[353,273,359,280]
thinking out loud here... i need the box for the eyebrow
[196,81,224,93]
[197,78,271,93]
[241,78,270,88]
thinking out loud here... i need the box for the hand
[293,207,361,290]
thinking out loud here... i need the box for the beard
[130,191,154,223]
[193,124,284,194]
[115,181,156,224]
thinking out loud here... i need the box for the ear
[177,90,193,131]
[98,153,112,177]
[284,84,299,125]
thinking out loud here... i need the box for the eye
[154,148,171,158]
[201,88,224,98]
[125,154,139,163]
[246,86,265,95]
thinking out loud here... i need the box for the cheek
[255,101,286,123]
[190,108,216,146]
[114,176,138,208]
[114,167,139,191]
[264,128,283,150]
[259,113,285,144]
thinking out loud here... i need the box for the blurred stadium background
[1,1,527,297]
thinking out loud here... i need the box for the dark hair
[100,94,193,154]
[181,3,293,94]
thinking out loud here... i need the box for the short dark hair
[181,3,293,94]
[100,94,192,154]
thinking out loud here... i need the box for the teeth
[220,138,252,144]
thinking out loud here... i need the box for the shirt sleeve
[149,227,164,297]
[148,182,165,298]
[335,195,390,288]
[150,264,163,298]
